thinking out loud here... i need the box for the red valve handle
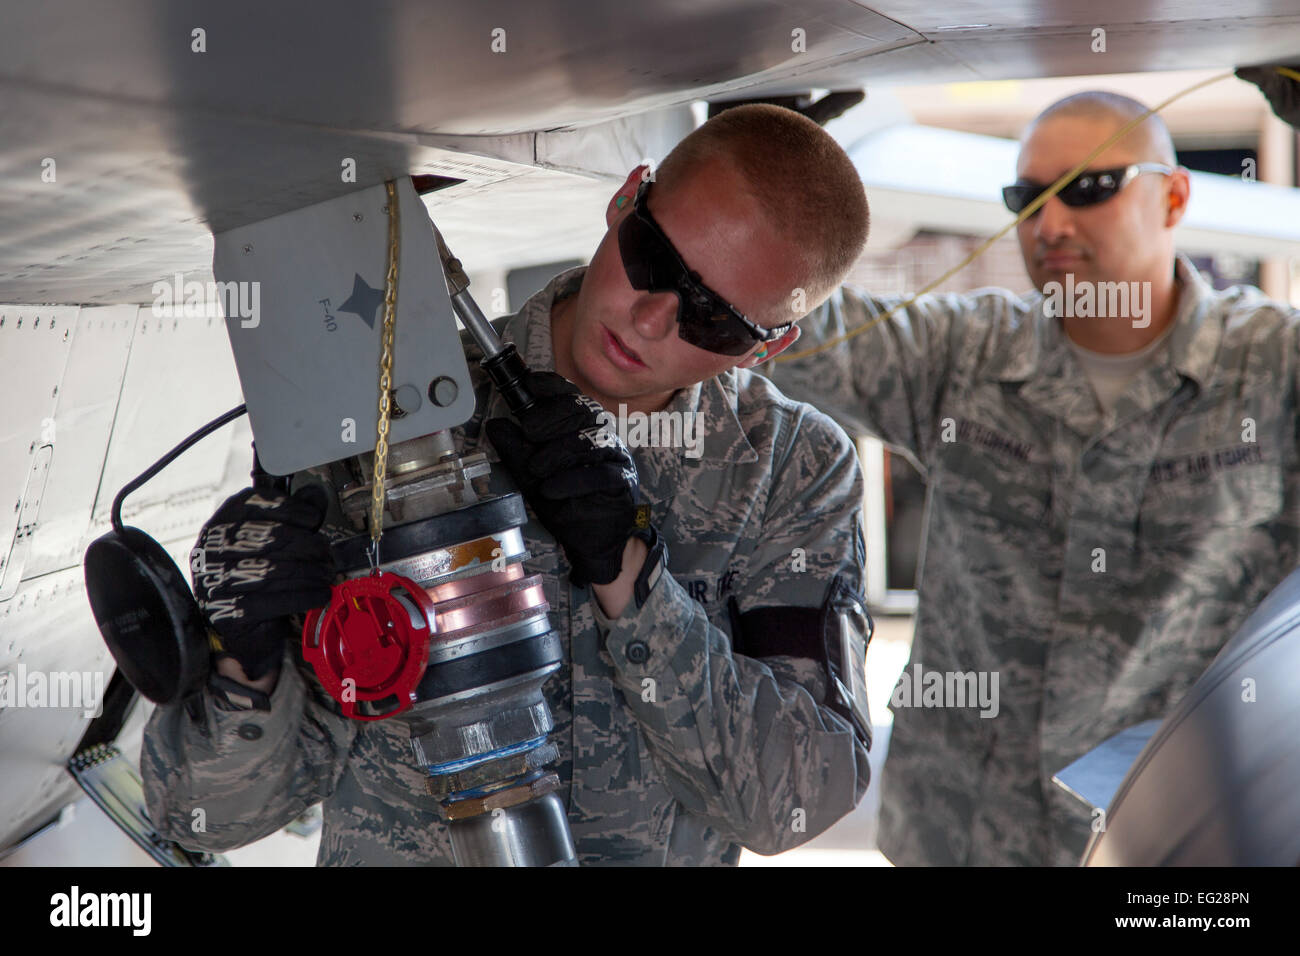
[302,571,435,721]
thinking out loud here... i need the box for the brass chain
[369,180,400,567]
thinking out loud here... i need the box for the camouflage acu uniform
[766,255,1300,865]
[142,266,871,865]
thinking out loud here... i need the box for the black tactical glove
[190,485,335,680]
[485,371,641,587]
[1237,63,1300,128]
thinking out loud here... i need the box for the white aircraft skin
[1,1,1298,863]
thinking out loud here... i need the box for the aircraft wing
[2,0,1298,861]
[3,0,1299,302]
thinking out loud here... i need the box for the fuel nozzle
[433,224,535,415]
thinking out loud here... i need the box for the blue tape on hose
[425,734,548,776]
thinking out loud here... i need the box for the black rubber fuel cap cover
[84,526,210,705]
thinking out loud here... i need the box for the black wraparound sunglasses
[1002,162,1173,215]
[618,180,793,356]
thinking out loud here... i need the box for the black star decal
[338,273,384,329]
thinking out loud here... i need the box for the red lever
[302,571,435,721]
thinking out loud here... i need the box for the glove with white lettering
[485,371,642,587]
[1237,63,1300,128]
[190,486,335,680]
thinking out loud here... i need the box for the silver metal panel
[213,178,477,475]
[926,20,1300,83]
[881,1,1297,31]
[1051,719,1162,812]
[0,1,916,135]
[0,565,115,851]
[5,2,1299,304]
[420,106,698,278]
[0,73,539,304]
[0,1,917,304]
[0,307,77,593]
[424,170,611,286]
[533,107,698,180]
[1084,567,1300,866]
[0,445,53,600]
[740,4,1300,93]
[92,308,246,548]
[23,306,137,580]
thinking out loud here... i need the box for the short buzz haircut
[652,103,870,317]
[1024,91,1177,166]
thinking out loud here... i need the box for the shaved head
[1022,91,1176,166]
[1013,89,1191,354]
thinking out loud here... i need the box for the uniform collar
[494,265,585,375]
[1000,255,1220,434]
[992,255,1213,381]
[1163,254,1221,390]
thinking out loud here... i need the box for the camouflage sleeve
[766,287,970,472]
[591,409,869,855]
[140,646,357,852]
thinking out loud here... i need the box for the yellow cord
[775,66,1295,363]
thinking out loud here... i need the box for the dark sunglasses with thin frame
[1002,162,1173,215]
[618,180,793,356]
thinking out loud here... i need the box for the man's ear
[1164,167,1191,228]
[606,165,652,227]
[737,324,801,369]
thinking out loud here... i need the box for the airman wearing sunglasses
[767,76,1300,867]
[143,104,876,865]
[471,106,874,864]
